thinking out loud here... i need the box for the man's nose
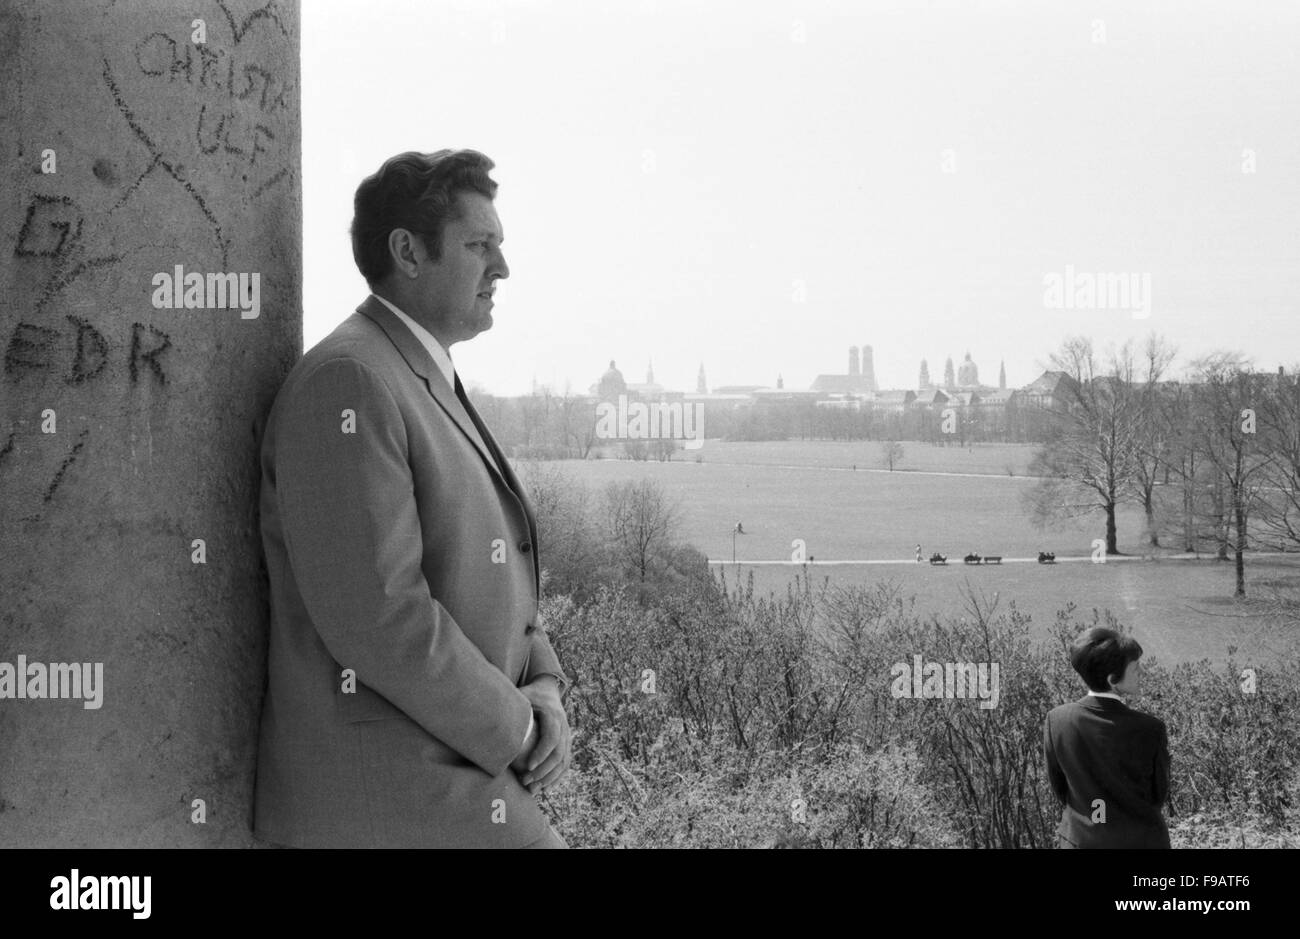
[490,247,509,281]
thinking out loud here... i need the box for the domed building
[592,360,627,400]
[957,351,979,389]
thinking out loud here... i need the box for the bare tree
[881,439,904,472]
[1162,380,1202,552]
[651,437,679,462]
[1025,337,1143,556]
[1126,335,1178,547]
[1253,365,1300,551]
[575,394,604,458]
[1188,353,1269,597]
[602,479,681,582]
[515,461,599,599]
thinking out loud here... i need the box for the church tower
[697,363,708,394]
[862,344,877,391]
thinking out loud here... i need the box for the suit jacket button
[519,540,532,554]
[524,623,536,634]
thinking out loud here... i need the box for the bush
[527,474,1300,848]
[539,574,1300,847]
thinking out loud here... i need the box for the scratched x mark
[101,0,295,272]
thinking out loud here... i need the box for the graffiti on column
[3,0,294,523]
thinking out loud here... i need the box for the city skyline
[303,1,1299,398]
[518,340,1282,400]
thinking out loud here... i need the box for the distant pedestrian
[915,544,922,563]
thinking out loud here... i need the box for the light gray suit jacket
[253,295,567,847]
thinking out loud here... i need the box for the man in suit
[253,149,571,848]
[1043,626,1171,848]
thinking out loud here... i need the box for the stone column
[0,0,300,847]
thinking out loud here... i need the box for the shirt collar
[370,293,456,390]
[1086,690,1126,704]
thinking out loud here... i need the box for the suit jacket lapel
[356,295,541,594]
[356,296,501,479]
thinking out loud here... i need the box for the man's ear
[388,228,423,279]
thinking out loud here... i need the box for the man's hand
[510,676,571,795]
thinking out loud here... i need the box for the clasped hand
[509,677,571,795]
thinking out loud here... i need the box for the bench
[984,556,1002,564]
[963,554,981,565]
[929,553,947,565]
[1037,551,1056,564]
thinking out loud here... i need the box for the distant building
[592,360,627,400]
[976,387,1020,435]
[1021,370,1081,410]
[913,388,949,408]
[811,345,877,394]
[626,360,664,398]
[979,387,1017,408]
[957,352,979,389]
[870,389,918,412]
[861,345,878,391]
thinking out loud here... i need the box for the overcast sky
[301,0,1299,397]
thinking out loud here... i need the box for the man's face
[410,191,508,345]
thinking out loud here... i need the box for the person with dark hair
[1043,626,1171,848]
[253,149,571,848]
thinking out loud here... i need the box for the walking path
[708,552,1299,566]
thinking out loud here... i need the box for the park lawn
[557,455,1144,561]
[713,557,1296,669]
[669,439,1040,476]
[544,444,1300,668]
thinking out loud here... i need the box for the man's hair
[350,149,498,286]
[1069,626,1143,692]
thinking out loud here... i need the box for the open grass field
[674,439,1041,477]
[547,440,1300,668]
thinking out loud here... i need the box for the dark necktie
[453,372,505,477]
[453,371,539,580]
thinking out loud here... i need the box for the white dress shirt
[1086,690,1126,703]
[369,293,534,752]
[371,293,456,390]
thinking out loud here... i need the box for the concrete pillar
[0,0,300,846]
